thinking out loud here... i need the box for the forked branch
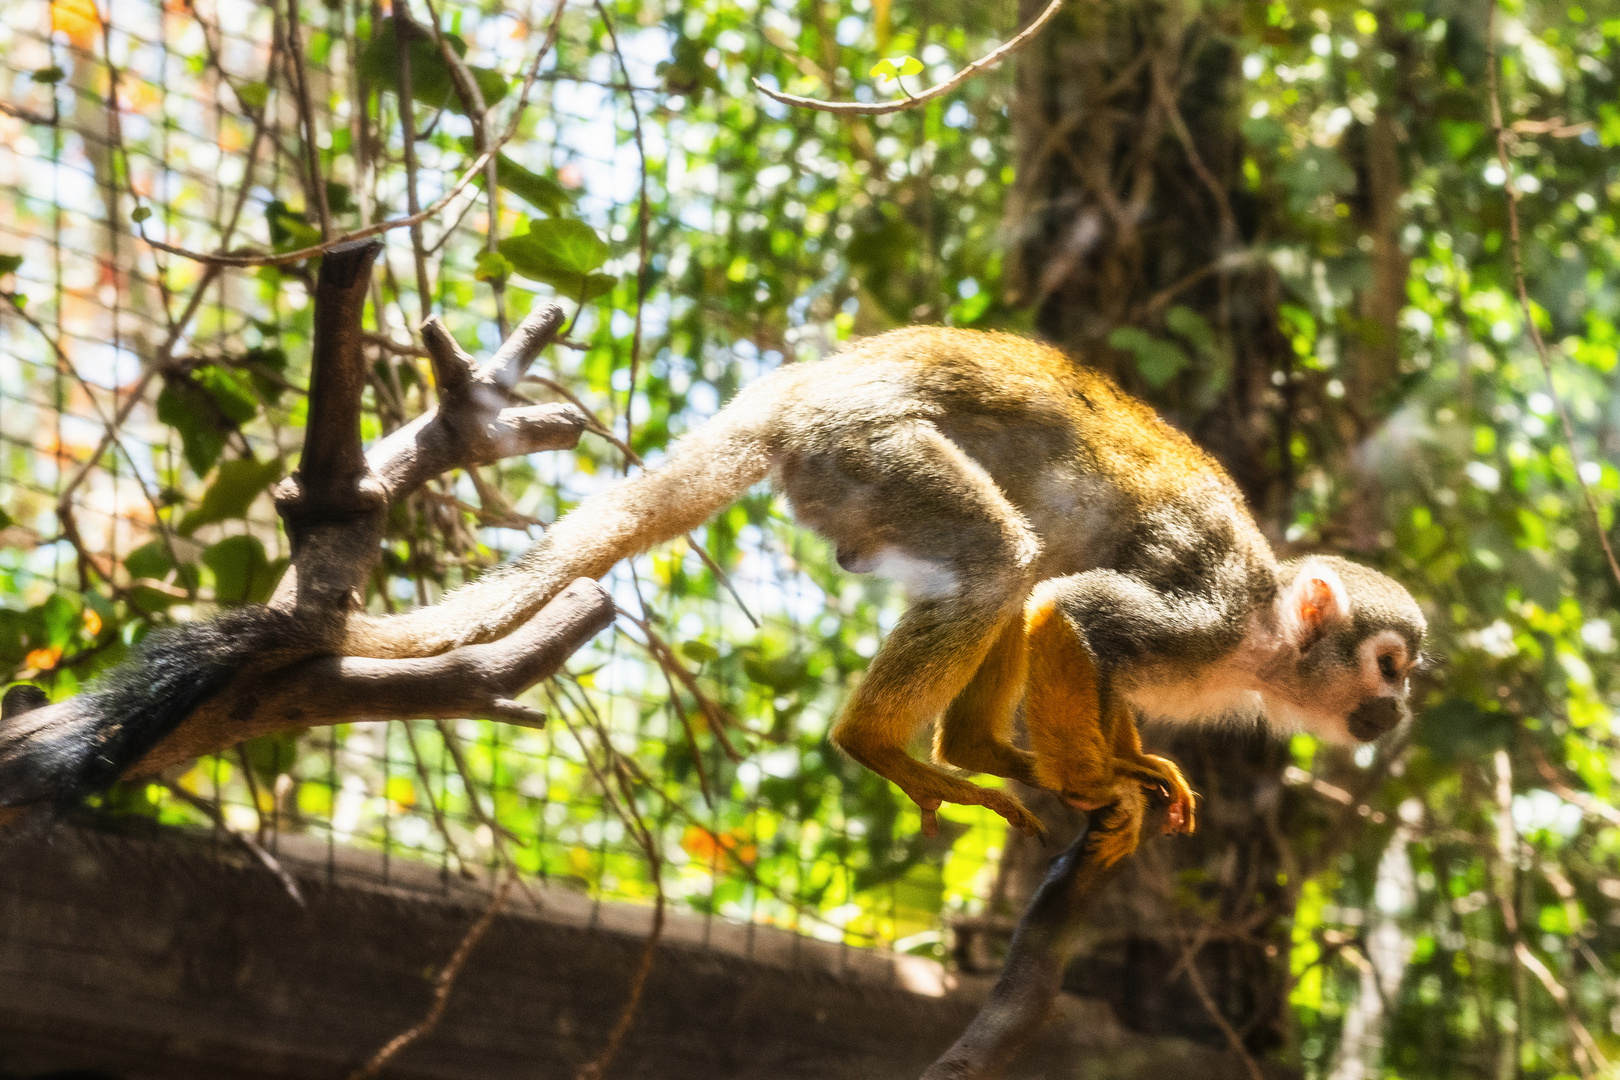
[0,241,611,827]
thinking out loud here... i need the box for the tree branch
[920,797,1171,1080]
[0,241,607,829]
[753,0,1065,116]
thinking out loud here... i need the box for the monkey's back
[762,326,1274,585]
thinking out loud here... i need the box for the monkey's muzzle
[1347,697,1401,742]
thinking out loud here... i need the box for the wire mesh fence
[0,0,1017,968]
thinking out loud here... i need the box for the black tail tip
[3,683,50,721]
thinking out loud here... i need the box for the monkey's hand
[1126,753,1197,835]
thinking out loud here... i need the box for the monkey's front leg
[1021,588,1196,866]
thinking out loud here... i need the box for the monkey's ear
[1278,561,1350,652]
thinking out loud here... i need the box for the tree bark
[1000,0,1297,1056]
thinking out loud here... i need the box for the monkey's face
[1265,557,1426,745]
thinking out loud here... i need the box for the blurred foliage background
[1,0,1619,1074]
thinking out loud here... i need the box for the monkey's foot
[912,785,1044,841]
[1086,784,1148,868]
[1127,753,1197,835]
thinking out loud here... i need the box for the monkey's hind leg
[833,596,1043,840]
[819,420,1044,839]
[933,613,1039,785]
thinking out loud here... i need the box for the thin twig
[592,0,652,458]
[164,782,306,907]
[401,718,476,878]
[753,0,1065,115]
[139,0,566,270]
[283,0,333,239]
[575,754,666,1080]
[393,0,434,320]
[1485,0,1620,589]
[349,873,514,1080]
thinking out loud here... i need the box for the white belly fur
[869,547,961,600]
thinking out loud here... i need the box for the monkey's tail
[0,607,300,811]
[342,372,787,659]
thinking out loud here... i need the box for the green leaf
[680,640,720,663]
[131,206,151,224]
[265,200,321,252]
[0,254,21,276]
[474,250,513,283]
[236,80,269,110]
[203,535,279,606]
[871,56,923,80]
[657,37,722,97]
[179,458,283,535]
[358,18,508,117]
[499,220,616,300]
[324,181,357,216]
[1164,305,1219,361]
[1438,120,1486,161]
[157,366,260,475]
[0,507,11,529]
[124,539,200,611]
[459,138,571,216]
[1108,327,1190,388]
[31,66,65,84]
[242,345,289,406]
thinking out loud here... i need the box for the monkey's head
[1262,556,1427,745]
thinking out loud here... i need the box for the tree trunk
[996,0,1300,1056]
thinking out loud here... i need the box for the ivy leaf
[499,219,616,300]
[358,17,508,118]
[1108,327,1190,389]
[459,138,571,216]
[179,458,283,535]
[203,535,279,606]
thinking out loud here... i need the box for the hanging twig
[591,0,653,458]
[753,0,1064,115]
[349,872,514,1080]
[282,0,333,239]
[1485,0,1620,589]
[164,782,306,907]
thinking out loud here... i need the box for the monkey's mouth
[1346,697,1401,742]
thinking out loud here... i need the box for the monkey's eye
[1377,653,1399,682]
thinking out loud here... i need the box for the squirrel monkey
[3,328,1425,867]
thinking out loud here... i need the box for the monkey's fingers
[1128,754,1198,836]
[915,796,942,838]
